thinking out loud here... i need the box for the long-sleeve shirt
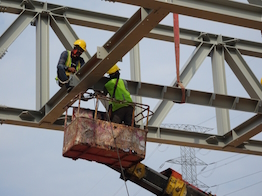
[57,50,85,70]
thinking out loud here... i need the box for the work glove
[68,67,76,73]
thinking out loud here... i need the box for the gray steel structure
[1,0,262,155]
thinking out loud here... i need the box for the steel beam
[248,0,262,6]
[1,77,261,126]
[225,46,262,100]
[0,10,38,58]
[39,7,169,124]
[2,0,262,58]
[148,42,214,126]
[211,45,230,135]
[0,106,64,130]
[1,0,262,156]
[146,125,262,156]
[62,8,262,58]
[93,77,262,114]
[49,14,91,62]
[1,105,262,155]
[223,114,262,148]
[112,0,262,30]
[35,13,50,110]
[3,0,262,31]
[130,44,143,127]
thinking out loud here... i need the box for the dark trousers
[57,65,70,88]
[111,105,134,126]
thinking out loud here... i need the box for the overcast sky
[1,0,262,196]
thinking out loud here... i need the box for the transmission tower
[162,124,213,189]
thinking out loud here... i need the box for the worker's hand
[68,67,76,73]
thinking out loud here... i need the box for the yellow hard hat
[74,39,86,51]
[107,64,120,75]
[261,78,262,85]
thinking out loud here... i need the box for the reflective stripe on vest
[65,51,81,77]
[105,78,133,112]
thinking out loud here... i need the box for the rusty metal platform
[63,107,147,168]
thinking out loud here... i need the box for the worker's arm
[57,51,80,73]
[79,57,85,67]
[57,51,69,71]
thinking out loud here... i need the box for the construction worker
[56,39,86,92]
[103,64,134,126]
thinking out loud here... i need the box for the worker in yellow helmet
[103,64,134,126]
[57,39,86,92]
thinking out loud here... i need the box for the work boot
[67,86,73,93]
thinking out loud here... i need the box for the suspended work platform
[61,94,216,195]
[62,93,151,168]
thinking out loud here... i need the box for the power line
[197,116,216,126]
[223,180,262,196]
[86,170,111,194]
[199,155,248,176]
[210,169,262,187]
[207,153,240,165]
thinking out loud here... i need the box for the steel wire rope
[86,96,114,195]
[78,95,114,195]
[108,114,163,195]
[131,143,164,196]
[101,100,130,196]
[110,57,258,195]
[79,95,129,196]
[64,93,111,196]
[131,144,163,196]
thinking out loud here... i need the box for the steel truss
[1,0,262,155]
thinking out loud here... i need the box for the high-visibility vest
[105,78,133,112]
[65,51,81,77]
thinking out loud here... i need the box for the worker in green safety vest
[103,64,134,126]
[56,39,86,92]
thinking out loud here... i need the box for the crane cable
[88,97,130,196]
[173,13,185,103]
[104,102,130,196]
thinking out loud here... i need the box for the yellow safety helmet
[74,39,86,51]
[107,64,120,75]
[261,78,262,85]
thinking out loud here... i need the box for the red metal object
[161,168,215,196]
[173,13,180,83]
[63,107,148,168]
[173,13,185,103]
